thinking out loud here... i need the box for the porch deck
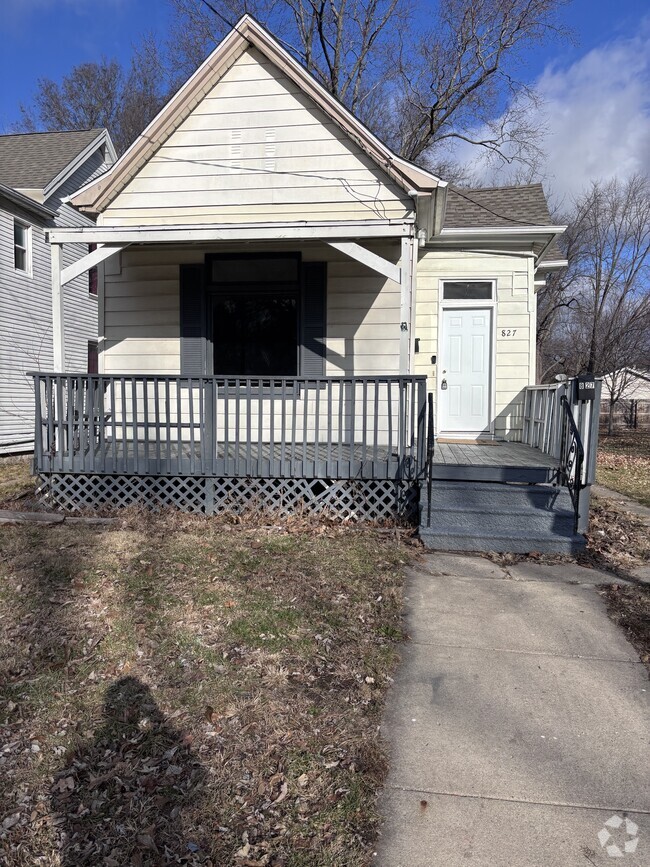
[40,440,400,481]
[431,441,559,483]
[31,374,426,482]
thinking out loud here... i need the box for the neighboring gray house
[0,128,116,453]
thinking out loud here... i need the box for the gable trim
[70,16,442,215]
[44,129,116,200]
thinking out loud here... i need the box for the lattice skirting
[37,474,419,522]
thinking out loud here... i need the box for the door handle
[441,378,448,390]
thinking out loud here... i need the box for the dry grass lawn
[597,431,650,507]
[0,511,414,866]
[0,457,33,505]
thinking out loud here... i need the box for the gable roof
[0,129,107,191]
[70,15,443,215]
[444,184,552,229]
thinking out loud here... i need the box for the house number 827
[501,329,517,337]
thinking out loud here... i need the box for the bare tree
[382,0,568,167]
[168,0,567,164]
[538,177,650,405]
[18,60,124,138]
[564,176,650,372]
[168,0,406,127]
[16,37,170,155]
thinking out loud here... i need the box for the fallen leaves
[0,517,408,865]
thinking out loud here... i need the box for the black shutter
[180,264,206,376]
[300,261,326,376]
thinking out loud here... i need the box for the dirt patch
[601,584,650,674]
[485,494,649,581]
[0,515,416,866]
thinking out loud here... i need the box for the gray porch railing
[522,378,602,532]
[31,374,427,482]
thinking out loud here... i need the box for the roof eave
[0,182,57,220]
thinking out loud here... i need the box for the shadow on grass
[51,676,209,866]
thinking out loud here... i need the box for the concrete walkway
[376,554,649,866]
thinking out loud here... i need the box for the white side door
[439,307,492,435]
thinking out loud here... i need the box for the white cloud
[455,27,650,201]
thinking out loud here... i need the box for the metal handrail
[559,394,585,534]
[426,392,435,528]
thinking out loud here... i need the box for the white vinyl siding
[100,48,412,227]
[414,249,536,440]
[101,242,402,378]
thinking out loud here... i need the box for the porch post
[51,243,66,371]
[399,235,415,374]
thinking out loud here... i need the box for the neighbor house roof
[0,129,106,190]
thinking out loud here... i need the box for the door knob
[441,378,448,390]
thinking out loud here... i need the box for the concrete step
[423,481,572,512]
[421,507,575,536]
[418,480,582,554]
[418,529,586,555]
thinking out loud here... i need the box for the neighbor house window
[443,280,493,300]
[88,243,98,296]
[13,220,31,273]
[87,340,98,374]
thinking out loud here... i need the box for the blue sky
[1,0,649,197]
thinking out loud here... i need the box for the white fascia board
[439,225,567,239]
[535,259,569,270]
[47,220,415,245]
[43,130,112,201]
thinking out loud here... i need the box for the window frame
[441,280,494,302]
[13,219,32,276]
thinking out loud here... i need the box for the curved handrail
[559,394,585,534]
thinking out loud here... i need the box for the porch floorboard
[41,440,407,481]
[431,441,558,483]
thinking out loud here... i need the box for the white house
[30,17,599,553]
[0,129,116,453]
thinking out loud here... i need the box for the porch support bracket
[60,243,128,287]
[326,241,401,284]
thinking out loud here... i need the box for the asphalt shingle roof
[0,129,104,190]
[444,183,553,229]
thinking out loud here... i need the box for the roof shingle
[0,129,104,190]
[444,183,553,229]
